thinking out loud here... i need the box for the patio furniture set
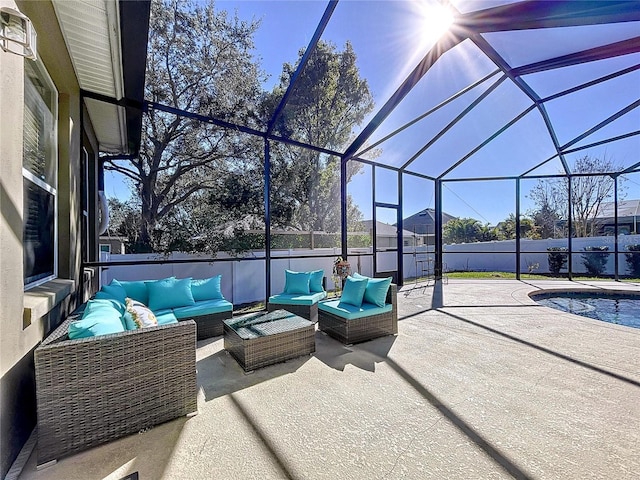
[33,271,397,468]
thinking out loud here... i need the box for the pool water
[533,292,640,329]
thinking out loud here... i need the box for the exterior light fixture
[1,7,37,60]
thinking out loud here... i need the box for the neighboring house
[99,235,127,254]
[593,199,640,235]
[0,1,149,476]
[361,220,416,248]
[402,208,457,235]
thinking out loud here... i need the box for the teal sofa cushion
[147,277,195,311]
[284,270,311,295]
[191,275,223,301]
[339,276,368,308]
[352,273,392,308]
[268,291,326,306]
[118,280,150,304]
[153,309,179,325]
[68,299,126,339]
[172,299,233,319]
[319,299,392,320]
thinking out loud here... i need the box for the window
[23,58,57,288]
[100,244,111,254]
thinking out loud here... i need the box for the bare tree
[528,154,624,238]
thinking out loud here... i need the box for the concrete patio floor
[17,280,640,480]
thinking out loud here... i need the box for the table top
[224,309,312,340]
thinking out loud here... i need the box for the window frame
[23,57,58,290]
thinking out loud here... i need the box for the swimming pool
[531,291,640,329]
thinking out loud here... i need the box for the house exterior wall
[0,1,96,475]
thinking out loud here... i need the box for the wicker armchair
[318,284,398,344]
[34,313,197,467]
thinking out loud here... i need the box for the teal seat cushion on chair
[268,291,326,306]
[319,299,392,320]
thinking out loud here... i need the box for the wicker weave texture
[224,312,315,371]
[266,302,318,323]
[180,310,230,339]
[318,284,398,344]
[35,316,197,466]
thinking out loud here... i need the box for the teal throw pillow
[284,270,311,295]
[339,276,368,308]
[95,283,127,303]
[308,269,324,293]
[147,277,195,311]
[191,275,223,301]
[352,273,392,307]
[118,280,150,304]
[68,299,125,339]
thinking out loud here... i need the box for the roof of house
[360,220,415,238]
[402,208,457,235]
[595,200,640,219]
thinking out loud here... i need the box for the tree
[262,40,374,233]
[104,0,264,252]
[106,198,144,252]
[443,217,498,244]
[582,246,610,276]
[528,155,624,239]
[497,213,539,240]
[547,247,568,275]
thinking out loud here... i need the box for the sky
[106,0,640,227]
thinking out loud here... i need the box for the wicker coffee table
[223,309,315,372]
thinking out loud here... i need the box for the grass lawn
[445,271,640,281]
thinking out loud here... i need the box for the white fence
[101,235,640,304]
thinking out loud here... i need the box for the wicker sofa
[34,312,197,467]
[100,276,233,339]
[318,282,397,345]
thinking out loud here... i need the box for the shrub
[581,246,610,276]
[624,244,640,277]
[547,247,568,275]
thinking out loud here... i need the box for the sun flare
[418,2,455,46]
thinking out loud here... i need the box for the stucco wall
[1,1,87,475]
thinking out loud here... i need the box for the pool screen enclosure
[84,0,640,292]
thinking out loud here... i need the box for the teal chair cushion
[308,269,324,293]
[284,270,311,295]
[352,273,392,307]
[339,276,368,308]
[319,299,392,320]
[269,291,326,306]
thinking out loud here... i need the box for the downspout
[97,159,109,235]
